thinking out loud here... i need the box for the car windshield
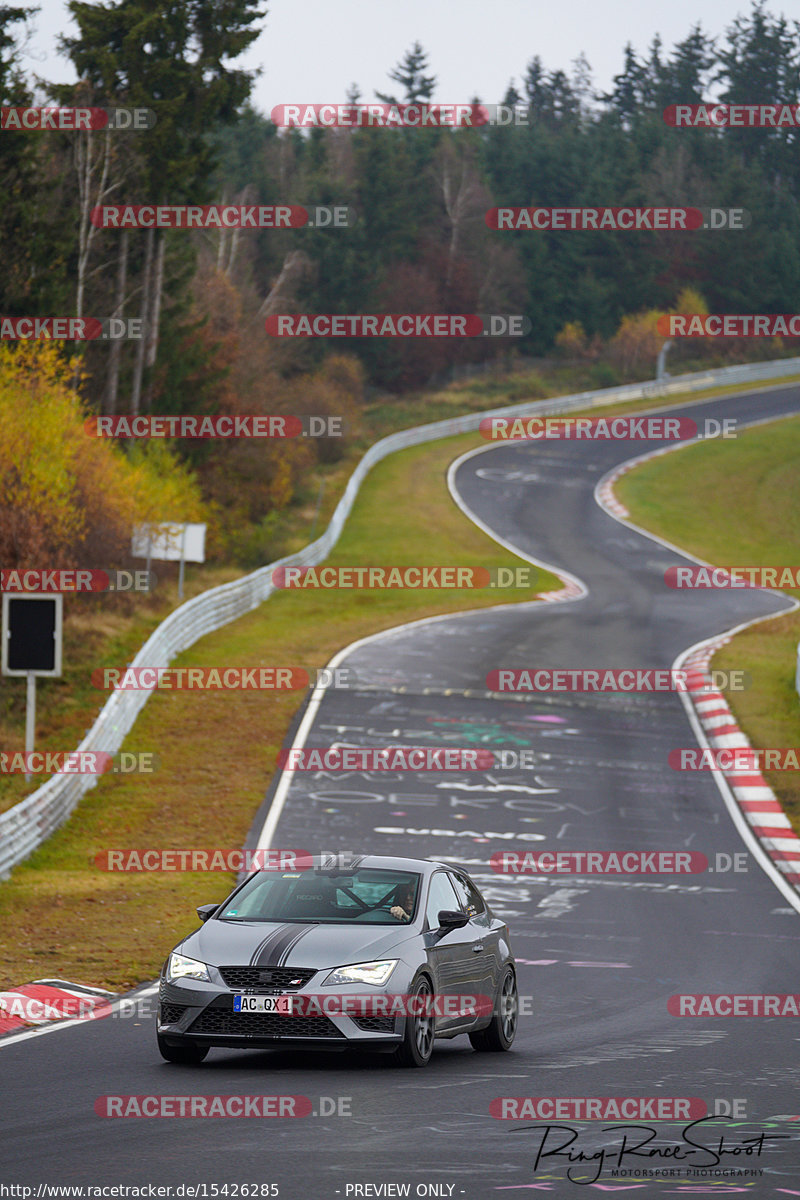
[217,868,422,924]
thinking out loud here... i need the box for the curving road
[2,384,800,1196]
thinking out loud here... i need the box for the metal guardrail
[2,353,800,877]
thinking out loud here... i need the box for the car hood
[181,919,417,971]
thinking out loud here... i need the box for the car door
[423,870,486,1032]
[447,869,501,1008]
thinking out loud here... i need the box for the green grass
[616,415,800,832]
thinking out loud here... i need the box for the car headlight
[167,952,211,983]
[322,960,398,987]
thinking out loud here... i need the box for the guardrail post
[656,340,672,382]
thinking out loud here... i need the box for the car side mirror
[196,903,218,922]
[438,908,469,930]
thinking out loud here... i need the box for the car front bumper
[157,979,405,1048]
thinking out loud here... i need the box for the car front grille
[159,1003,188,1024]
[189,1007,344,1039]
[219,966,317,991]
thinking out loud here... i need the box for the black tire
[469,967,517,1052]
[157,1033,209,1064]
[394,976,435,1067]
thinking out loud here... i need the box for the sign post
[178,524,187,599]
[2,593,63,782]
[132,523,206,600]
[25,672,36,778]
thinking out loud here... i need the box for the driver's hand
[390,905,409,921]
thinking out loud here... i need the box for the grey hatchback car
[157,854,517,1067]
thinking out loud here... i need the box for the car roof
[309,854,452,874]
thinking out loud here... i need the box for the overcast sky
[19,0,783,111]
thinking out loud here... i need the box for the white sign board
[132,523,206,563]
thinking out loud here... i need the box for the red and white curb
[537,578,585,602]
[596,471,630,519]
[0,979,115,1036]
[682,639,800,890]
[594,440,800,903]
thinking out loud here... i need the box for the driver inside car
[390,882,417,922]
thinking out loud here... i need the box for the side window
[425,872,461,929]
[449,871,486,918]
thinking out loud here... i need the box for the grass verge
[616,414,800,833]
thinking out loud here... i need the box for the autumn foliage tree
[554,321,602,360]
[157,263,367,564]
[0,342,204,570]
[608,309,664,376]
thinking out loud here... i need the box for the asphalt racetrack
[2,384,800,1196]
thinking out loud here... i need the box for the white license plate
[232,994,293,1014]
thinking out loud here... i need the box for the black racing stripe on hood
[249,924,297,966]
[276,923,317,965]
[251,923,315,967]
